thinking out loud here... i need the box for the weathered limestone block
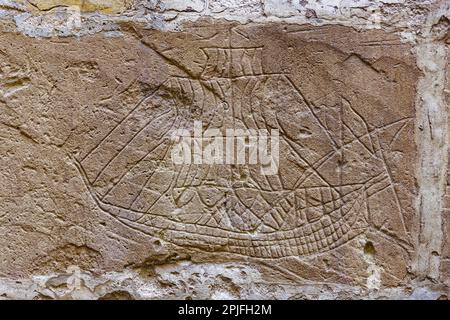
[208,0,261,14]
[0,19,420,292]
[0,0,448,301]
[157,0,205,12]
[440,53,450,285]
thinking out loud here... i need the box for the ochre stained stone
[0,21,419,287]
[27,0,131,13]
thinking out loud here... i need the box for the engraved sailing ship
[74,46,401,258]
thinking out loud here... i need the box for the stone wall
[0,0,448,299]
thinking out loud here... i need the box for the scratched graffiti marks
[74,24,417,260]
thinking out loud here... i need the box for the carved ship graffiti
[74,46,402,258]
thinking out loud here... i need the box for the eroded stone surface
[0,20,419,288]
[0,0,449,300]
[27,0,132,13]
[440,53,450,285]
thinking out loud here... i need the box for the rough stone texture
[0,0,448,299]
[25,0,133,13]
[441,50,450,286]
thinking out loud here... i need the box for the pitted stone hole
[153,240,162,247]
[364,241,376,256]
